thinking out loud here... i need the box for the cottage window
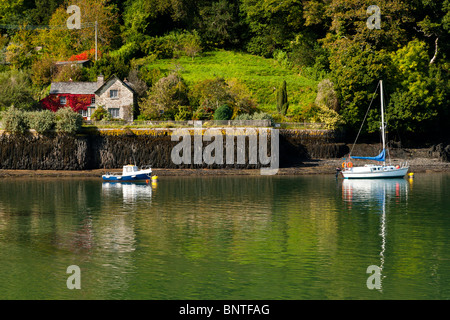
[110,90,118,99]
[91,97,96,105]
[108,108,120,119]
[80,109,88,118]
[60,96,67,105]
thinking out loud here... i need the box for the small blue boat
[102,165,152,182]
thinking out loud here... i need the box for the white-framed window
[91,97,96,105]
[80,109,88,117]
[110,90,118,99]
[108,108,120,119]
[60,96,67,105]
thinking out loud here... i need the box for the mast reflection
[342,178,409,291]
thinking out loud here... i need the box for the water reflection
[342,178,408,206]
[342,178,409,291]
[102,182,153,205]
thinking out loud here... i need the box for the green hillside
[0,0,448,137]
[136,50,319,115]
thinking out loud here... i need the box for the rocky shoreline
[0,157,449,178]
[1,129,449,176]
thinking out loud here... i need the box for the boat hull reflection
[102,182,153,203]
[342,178,408,204]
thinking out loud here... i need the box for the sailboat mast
[380,80,386,166]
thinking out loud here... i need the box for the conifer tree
[277,80,289,115]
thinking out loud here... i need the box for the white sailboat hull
[342,165,409,179]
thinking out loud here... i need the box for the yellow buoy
[408,172,414,178]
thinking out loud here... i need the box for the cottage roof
[55,60,91,66]
[95,74,136,96]
[50,82,98,95]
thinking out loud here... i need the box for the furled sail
[351,149,386,162]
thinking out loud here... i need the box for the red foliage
[69,49,101,61]
[41,94,94,113]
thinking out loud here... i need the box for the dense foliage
[214,104,233,120]
[0,0,448,139]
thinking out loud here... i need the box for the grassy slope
[143,50,319,115]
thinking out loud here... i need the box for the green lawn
[139,50,319,115]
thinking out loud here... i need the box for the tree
[241,0,304,56]
[26,0,65,25]
[315,79,339,112]
[277,80,289,115]
[410,0,450,65]
[37,0,118,61]
[0,0,27,26]
[190,77,257,120]
[191,78,233,112]
[121,0,194,42]
[127,67,148,98]
[4,28,36,68]
[0,70,37,111]
[196,0,243,48]
[322,0,410,51]
[386,39,446,133]
[31,55,55,87]
[328,40,391,130]
[139,72,189,120]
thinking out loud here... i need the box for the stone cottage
[95,75,136,122]
[40,74,136,122]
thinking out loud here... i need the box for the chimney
[97,74,104,88]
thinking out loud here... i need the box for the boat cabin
[123,165,139,176]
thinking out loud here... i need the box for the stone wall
[0,128,443,171]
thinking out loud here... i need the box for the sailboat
[341,80,409,179]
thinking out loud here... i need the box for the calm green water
[1,173,450,300]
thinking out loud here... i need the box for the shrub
[137,114,151,121]
[55,107,83,134]
[2,107,29,134]
[192,106,214,120]
[180,31,202,60]
[214,104,233,120]
[141,36,175,59]
[91,106,108,121]
[174,106,193,121]
[316,104,345,130]
[233,111,275,126]
[234,113,252,121]
[109,41,140,62]
[28,110,55,134]
[251,112,275,126]
[315,79,339,112]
